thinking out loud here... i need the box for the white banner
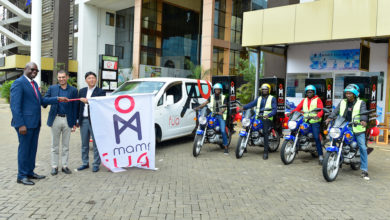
[89,94,155,172]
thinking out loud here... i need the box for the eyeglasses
[30,68,40,72]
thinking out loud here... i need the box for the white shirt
[83,86,96,117]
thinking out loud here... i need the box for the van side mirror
[166,95,174,106]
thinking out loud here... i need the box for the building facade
[242,0,390,122]
[0,0,76,85]
[75,0,268,88]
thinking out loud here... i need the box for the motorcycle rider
[325,84,370,180]
[289,85,324,165]
[195,83,229,155]
[238,83,276,160]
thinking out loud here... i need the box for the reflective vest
[209,94,227,120]
[340,99,366,133]
[303,97,321,123]
[256,95,274,120]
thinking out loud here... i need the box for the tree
[0,80,14,103]
[186,60,210,80]
[236,58,257,104]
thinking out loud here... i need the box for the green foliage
[67,76,77,88]
[40,82,49,96]
[0,80,14,103]
[186,60,210,80]
[235,58,257,104]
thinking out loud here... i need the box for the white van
[112,77,210,142]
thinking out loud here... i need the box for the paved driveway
[1,104,390,219]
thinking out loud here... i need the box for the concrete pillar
[31,0,42,86]
[77,2,98,88]
[132,0,142,79]
[200,0,214,81]
[53,0,70,84]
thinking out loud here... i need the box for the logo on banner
[106,95,150,169]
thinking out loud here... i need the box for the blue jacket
[10,76,58,129]
[44,84,78,127]
[243,95,277,117]
[78,86,106,123]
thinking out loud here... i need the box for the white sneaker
[361,171,370,180]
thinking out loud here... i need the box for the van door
[160,82,189,139]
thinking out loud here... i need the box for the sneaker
[319,155,324,165]
[361,171,370,180]
[224,148,229,155]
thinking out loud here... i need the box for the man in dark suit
[10,62,68,185]
[44,70,78,175]
[77,71,106,172]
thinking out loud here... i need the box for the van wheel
[155,125,162,144]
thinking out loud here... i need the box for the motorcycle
[192,106,233,157]
[235,107,280,159]
[280,108,326,165]
[322,109,374,182]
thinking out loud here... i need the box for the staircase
[0,0,31,54]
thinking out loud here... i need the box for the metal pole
[31,0,42,86]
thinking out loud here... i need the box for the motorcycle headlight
[242,118,251,127]
[288,121,297,130]
[199,116,207,125]
[329,128,341,139]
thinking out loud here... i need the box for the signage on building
[310,49,360,70]
[100,55,119,91]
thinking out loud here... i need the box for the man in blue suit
[77,71,106,172]
[44,70,78,176]
[10,62,68,185]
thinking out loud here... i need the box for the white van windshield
[112,81,166,95]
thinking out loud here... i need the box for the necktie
[31,81,39,100]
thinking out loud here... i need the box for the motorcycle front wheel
[322,151,340,182]
[193,134,204,157]
[269,130,280,152]
[235,136,247,159]
[280,140,296,165]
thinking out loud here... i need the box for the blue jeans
[311,122,323,156]
[215,115,228,147]
[355,133,368,172]
[80,118,101,167]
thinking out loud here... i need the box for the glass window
[106,12,115,26]
[116,14,125,28]
[286,73,308,97]
[112,81,165,95]
[215,0,226,11]
[185,83,210,98]
[105,44,114,56]
[166,83,182,103]
[213,47,225,75]
[115,46,124,59]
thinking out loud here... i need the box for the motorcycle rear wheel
[322,151,340,182]
[235,136,247,159]
[280,140,296,165]
[193,134,203,157]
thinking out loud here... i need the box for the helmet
[213,83,223,92]
[260,83,271,93]
[344,84,360,97]
[305,85,316,95]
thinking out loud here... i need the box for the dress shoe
[62,167,72,174]
[51,168,58,176]
[28,173,46,179]
[77,164,89,171]
[92,166,100,172]
[17,178,34,185]
[263,153,268,160]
